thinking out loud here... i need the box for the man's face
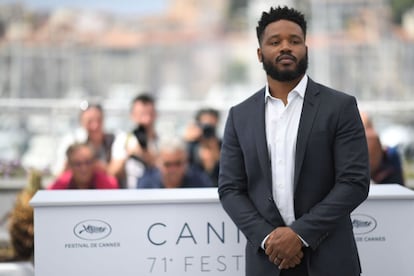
[130,102,156,128]
[365,129,383,173]
[80,107,103,141]
[198,113,218,127]
[68,146,95,186]
[257,19,308,82]
[158,150,187,188]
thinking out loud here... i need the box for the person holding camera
[183,108,221,186]
[108,94,158,188]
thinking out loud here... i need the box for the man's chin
[269,72,299,82]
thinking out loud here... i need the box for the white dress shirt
[265,75,307,226]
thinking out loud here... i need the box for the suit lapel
[254,88,273,193]
[294,79,321,190]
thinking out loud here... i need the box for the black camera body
[199,124,216,139]
[132,125,148,150]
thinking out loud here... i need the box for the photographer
[109,94,158,188]
[52,102,114,176]
[183,108,221,186]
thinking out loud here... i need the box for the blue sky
[1,0,168,15]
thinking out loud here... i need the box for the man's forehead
[160,150,186,158]
[264,20,304,36]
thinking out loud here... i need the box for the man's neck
[72,179,91,189]
[163,182,180,188]
[267,75,303,105]
[162,178,181,188]
[88,134,104,147]
[71,173,95,189]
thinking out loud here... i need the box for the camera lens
[201,124,215,138]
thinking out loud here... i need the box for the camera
[199,124,216,139]
[132,125,148,150]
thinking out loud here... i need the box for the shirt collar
[264,75,308,103]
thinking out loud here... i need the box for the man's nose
[280,39,293,52]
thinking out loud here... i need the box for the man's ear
[257,48,263,63]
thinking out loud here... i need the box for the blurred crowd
[1,95,409,265]
[2,93,410,194]
[1,93,222,264]
[47,93,406,191]
[49,93,221,190]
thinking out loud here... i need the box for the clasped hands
[264,227,303,270]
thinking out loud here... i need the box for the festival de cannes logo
[351,214,377,234]
[74,219,112,240]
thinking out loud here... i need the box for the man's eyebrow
[265,34,303,40]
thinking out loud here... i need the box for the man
[360,111,404,185]
[52,103,114,175]
[183,107,222,186]
[49,143,118,189]
[109,93,158,188]
[366,130,404,185]
[218,6,369,276]
[137,136,213,189]
[79,104,115,166]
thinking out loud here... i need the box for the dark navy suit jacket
[218,78,370,276]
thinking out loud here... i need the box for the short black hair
[131,93,155,112]
[256,6,307,45]
[132,93,155,105]
[195,108,220,123]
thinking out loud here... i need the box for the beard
[262,51,308,82]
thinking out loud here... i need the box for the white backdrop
[31,185,414,276]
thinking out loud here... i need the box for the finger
[288,260,298,269]
[265,245,273,255]
[266,248,280,263]
[268,255,273,263]
[268,253,279,263]
[296,250,304,260]
[283,251,302,267]
[290,255,301,266]
[272,257,282,266]
[279,258,291,269]
[279,257,299,269]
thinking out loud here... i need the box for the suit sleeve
[218,107,276,251]
[290,96,370,249]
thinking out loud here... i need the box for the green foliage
[390,0,414,24]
